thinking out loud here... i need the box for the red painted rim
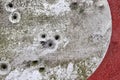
[88,0,120,80]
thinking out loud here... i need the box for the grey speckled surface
[0,0,111,80]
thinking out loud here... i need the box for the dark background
[88,0,120,80]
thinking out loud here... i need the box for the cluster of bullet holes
[5,2,21,23]
[0,61,11,75]
[40,34,60,49]
[40,40,56,49]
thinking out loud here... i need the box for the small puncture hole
[12,13,18,20]
[41,34,46,38]
[47,40,55,48]
[5,2,16,12]
[9,12,21,23]
[13,15,17,19]
[0,63,8,71]
[31,60,39,66]
[48,42,53,47]
[8,3,13,8]
[54,35,60,40]
[39,67,45,72]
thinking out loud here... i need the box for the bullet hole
[5,2,16,12]
[54,35,60,40]
[0,62,11,75]
[31,60,39,66]
[7,2,13,8]
[41,34,46,38]
[12,14,17,20]
[9,12,21,23]
[0,63,8,71]
[47,40,55,48]
[40,41,46,46]
[70,2,79,10]
[41,40,55,49]
[48,42,53,47]
[39,67,45,72]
